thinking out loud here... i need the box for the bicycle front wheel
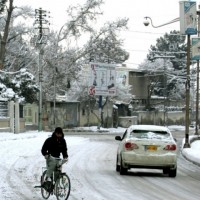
[55,173,71,200]
[41,170,51,199]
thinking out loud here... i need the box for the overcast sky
[15,0,183,68]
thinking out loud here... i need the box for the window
[82,108,85,116]
[130,130,170,139]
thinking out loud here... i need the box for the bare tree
[0,0,34,70]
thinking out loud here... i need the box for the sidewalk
[181,135,200,167]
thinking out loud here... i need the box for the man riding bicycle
[41,127,68,191]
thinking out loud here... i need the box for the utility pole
[34,8,49,131]
[164,60,167,125]
[195,7,200,135]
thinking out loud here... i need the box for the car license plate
[147,145,157,151]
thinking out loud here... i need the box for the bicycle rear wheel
[55,173,71,200]
[41,170,51,199]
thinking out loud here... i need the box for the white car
[115,125,177,177]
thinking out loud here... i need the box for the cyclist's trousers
[46,156,59,179]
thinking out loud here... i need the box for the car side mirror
[115,136,122,141]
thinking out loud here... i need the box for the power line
[121,29,183,36]
[122,30,165,35]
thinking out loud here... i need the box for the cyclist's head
[54,127,64,138]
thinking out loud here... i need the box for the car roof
[128,125,170,132]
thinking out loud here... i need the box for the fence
[0,100,25,133]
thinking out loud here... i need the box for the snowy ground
[0,125,199,199]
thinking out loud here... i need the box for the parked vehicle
[115,125,177,177]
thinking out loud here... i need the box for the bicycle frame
[40,156,70,200]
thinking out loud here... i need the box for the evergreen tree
[0,68,38,103]
[140,30,187,103]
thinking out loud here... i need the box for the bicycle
[36,156,71,200]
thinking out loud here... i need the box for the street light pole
[143,16,179,28]
[184,34,191,148]
[196,58,199,135]
[195,9,200,135]
[143,16,191,147]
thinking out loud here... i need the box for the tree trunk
[0,0,14,69]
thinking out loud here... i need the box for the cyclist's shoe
[42,181,52,192]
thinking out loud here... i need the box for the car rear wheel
[169,167,177,177]
[116,156,120,172]
[163,168,169,174]
[120,159,128,175]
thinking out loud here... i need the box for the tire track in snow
[6,156,43,200]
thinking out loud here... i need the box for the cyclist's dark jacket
[41,132,68,158]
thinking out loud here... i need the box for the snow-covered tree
[38,0,130,103]
[0,0,38,102]
[0,0,35,70]
[139,30,188,107]
[37,0,104,101]
[85,19,129,63]
[0,0,131,114]
[0,68,38,102]
[49,2,131,127]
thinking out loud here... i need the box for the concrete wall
[118,116,138,128]
[79,108,99,127]
[45,101,79,130]
[0,118,10,132]
[79,101,114,127]
[22,102,187,129]
[136,110,185,125]
[20,118,26,132]
[117,111,185,128]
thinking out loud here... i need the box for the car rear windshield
[129,130,170,139]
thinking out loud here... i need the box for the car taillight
[164,144,176,151]
[124,142,139,150]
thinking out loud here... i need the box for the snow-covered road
[0,131,200,200]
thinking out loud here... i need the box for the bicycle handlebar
[48,155,68,166]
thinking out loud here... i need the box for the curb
[63,129,124,135]
[63,129,109,133]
